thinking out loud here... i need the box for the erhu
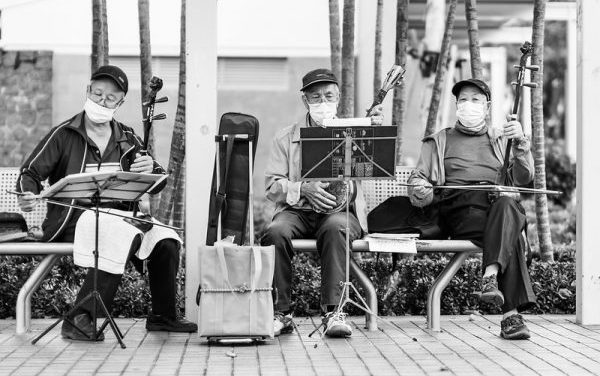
[317,65,405,214]
[129,76,168,226]
[489,41,538,201]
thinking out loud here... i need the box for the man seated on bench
[408,78,536,340]
[262,68,383,338]
[16,65,197,341]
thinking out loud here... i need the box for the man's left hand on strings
[130,153,154,173]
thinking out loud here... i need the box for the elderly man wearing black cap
[262,68,383,338]
[17,65,197,341]
[408,78,536,340]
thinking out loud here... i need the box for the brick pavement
[0,315,599,375]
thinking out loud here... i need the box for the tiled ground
[0,315,599,375]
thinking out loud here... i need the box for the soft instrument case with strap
[197,112,274,341]
[206,112,259,246]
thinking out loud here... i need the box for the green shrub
[0,253,575,319]
[290,254,575,316]
[545,139,576,206]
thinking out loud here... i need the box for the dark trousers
[438,190,536,313]
[58,222,181,319]
[261,208,362,312]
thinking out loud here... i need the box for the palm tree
[91,0,109,71]
[340,0,355,117]
[392,0,409,165]
[424,0,457,137]
[373,0,384,98]
[329,0,342,84]
[531,0,553,261]
[157,0,186,226]
[465,0,483,79]
[138,0,159,215]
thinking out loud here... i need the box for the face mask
[308,101,337,126]
[84,98,117,124]
[456,101,487,130]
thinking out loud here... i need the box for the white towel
[73,209,181,274]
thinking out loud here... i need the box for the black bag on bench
[0,212,28,242]
[367,196,442,239]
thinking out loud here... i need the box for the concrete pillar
[185,0,218,320]
[565,17,577,160]
[576,0,600,325]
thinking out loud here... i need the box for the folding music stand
[299,125,396,327]
[31,171,167,349]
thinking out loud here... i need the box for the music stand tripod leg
[32,190,127,348]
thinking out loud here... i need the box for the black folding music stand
[31,171,167,349]
[299,125,396,327]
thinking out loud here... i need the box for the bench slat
[290,239,481,253]
[0,243,73,255]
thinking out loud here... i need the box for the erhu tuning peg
[525,65,540,71]
[523,83,538,88]
[155,96,169,103]
[511,81,518,86]
[152,113,167,121]
[513,65,521,69]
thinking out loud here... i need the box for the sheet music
[41,171,167,201]
[364,233,419,254]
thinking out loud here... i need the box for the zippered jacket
[16,112,166,241]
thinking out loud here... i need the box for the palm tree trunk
[392,0,409,165]
[531,0,553,261]
[157,0,186,227]
[465,0,483,80]
[424,0,457,137]
[329,0,342,83]
[340,0,355,117]
[138,0,159,216]
[172,161,186,230]
[91,0,109,71]
[373,0,384,98]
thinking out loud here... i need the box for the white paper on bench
[364,233,419,254]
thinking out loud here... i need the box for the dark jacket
[17,112,166,242]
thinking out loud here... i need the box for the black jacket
[17,112,166,241]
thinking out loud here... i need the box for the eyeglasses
[88,90,123,109]
[304,93,339,105]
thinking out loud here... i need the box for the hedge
[0,252,575,319]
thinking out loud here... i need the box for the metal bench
[290,167,481,331]
[0,167,74,334]
[1,167,481,334]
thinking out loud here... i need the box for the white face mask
[456,101,487,129]
[84,98,118,124]
[308,101,337,126]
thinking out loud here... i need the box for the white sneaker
[273,312,294,336]
[323,311,352,338]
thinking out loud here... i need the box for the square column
[576,0,600,325]
[185,0,218,321]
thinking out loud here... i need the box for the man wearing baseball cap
[262,68,383,338]
[17,65,197,341]
[408,78,536,340]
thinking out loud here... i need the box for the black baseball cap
[300,68,339,91]
[451,78,491,101]
[91,65,129,94]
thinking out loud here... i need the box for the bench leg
[16,254,61,334]
[427,251,472,332]
[350,259,378,331]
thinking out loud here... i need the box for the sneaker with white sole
[322,311,352,338]
[273,312,294,336]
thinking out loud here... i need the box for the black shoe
[61,313,105,341]
[479,275,505,306]
[146,314,198,332]
[500,314,530,340]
